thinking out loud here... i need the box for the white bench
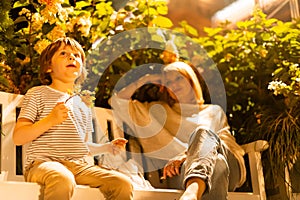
[0,91,270,199]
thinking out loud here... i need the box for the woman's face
[164,70,196,104]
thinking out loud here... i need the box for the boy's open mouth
[66,64,76,68]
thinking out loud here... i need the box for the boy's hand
[111,138,128,148]
[48,102,69,126]
[110,138,128,155]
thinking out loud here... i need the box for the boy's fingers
[161,168,167,180]
[112,138,128,145]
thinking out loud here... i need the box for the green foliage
[1,0,299,185]
[198,9,300,175]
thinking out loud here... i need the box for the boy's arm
[13,102,69,145]
[86,138,127,156]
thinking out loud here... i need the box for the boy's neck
[49,81,75,93]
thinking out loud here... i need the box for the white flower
[268,80,287,96]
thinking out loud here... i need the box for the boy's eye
[74,53,81,58]
[60,51,67,56]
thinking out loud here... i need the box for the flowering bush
[0,0,114,93]
[0,0,176,95]
[268,63,300,108]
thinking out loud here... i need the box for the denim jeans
[168,128,241,200]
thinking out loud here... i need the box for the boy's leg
[63,160,133,200]
[25,161,76,200]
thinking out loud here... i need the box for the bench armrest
[241,140,269,153]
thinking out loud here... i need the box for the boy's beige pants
[25,160,133,200]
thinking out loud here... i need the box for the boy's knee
[43,173,76,200]
[116,174,133,191]
[45,170,76,193]
[101,173,133,200]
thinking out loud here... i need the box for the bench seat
[0,180,270,200]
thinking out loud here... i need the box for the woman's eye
[176,76,183,82]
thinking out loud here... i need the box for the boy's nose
[69,54,75,60]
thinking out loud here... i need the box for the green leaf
[185,24,198,37]
[42,23,56,35]
[75,1,91,9]
[13,1,28,8]
[203,27,223,37]
[152,16,173,28]
[273,67,283,75]
[14,16,27,24]
[0,45,5,55]
[96,2,109,15]
[146,7,158,16]
[156,4,168,15]
[229,82,239,88]
[264,18,278,27]
[0,76,9,87]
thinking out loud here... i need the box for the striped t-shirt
[19,86,92,168]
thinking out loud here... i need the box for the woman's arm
[116,74,162,99]
[13,102,69,145]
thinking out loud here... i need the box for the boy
[13,37,133,200]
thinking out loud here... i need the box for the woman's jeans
[168,128,241,200]
[24,160,133,200]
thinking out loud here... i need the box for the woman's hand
[136,74,162,88]
[162,154,187,179]
[114,74,162,100]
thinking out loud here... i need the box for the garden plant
[0,0,299,199]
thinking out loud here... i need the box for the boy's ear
[46,68,52,73]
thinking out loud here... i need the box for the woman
[110,61,246,200]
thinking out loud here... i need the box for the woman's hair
[161,61,211,106]
[39,37,87,86]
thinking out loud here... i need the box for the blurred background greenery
[0,0,299,199]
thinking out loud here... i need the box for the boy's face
[49,44,83,84]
